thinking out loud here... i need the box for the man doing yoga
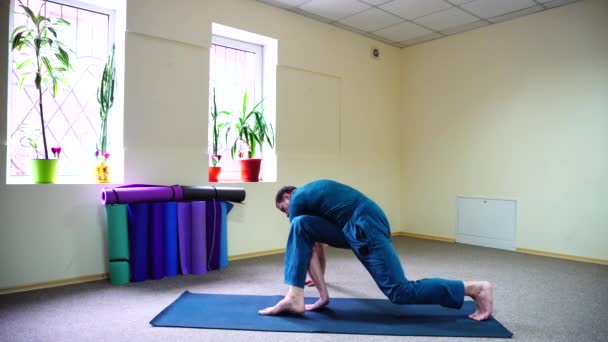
[258,179,493,321]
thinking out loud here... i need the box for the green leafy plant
[210,88,229,166]
[96,44,116,166]
[226,90,275,159]
[10,0,72,160]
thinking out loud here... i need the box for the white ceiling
[256,0,579,48]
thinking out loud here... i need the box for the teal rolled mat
[109,261,130,285]
[105,204,130,260]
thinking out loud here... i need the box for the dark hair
[275,185,296,205]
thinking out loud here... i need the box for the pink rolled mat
[101,184,183,205]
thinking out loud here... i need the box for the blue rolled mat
[150,292,513,338]
[191,201,207,275]
[149,202,165,280]
[177,202,192,275]
[164,202,179,277]
[219,201,234,269]
[127,203,149,282]
[206,200,222,271]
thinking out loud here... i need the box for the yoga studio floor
[1,237,606,342]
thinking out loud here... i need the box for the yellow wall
[1,0,605,290]
[0,0,402,288]
[400,0,608,260]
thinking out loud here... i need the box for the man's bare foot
[464,281,493,321]
[305,297,329,311]
[258,296,305,316]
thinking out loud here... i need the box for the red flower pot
[239,158,261,182]
[208,166,221,182]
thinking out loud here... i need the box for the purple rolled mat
[149,202,165,280]
[177,202,192,275]
[101,184,183,205]
[206,200,222,271]
[191,201,207,275]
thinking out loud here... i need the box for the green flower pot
[31,159,59,184]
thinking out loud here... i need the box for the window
[209,24,277,182]
[7,0,123,183]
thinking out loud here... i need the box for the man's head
[275,185,296,217]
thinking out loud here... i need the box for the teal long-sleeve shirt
[288,179,367,228]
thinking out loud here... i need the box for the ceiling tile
[414,7,478,31]
[258,0,311,9]
[299,0,370,21]
[373,21,434,42]
[401,32,443,45]
[360,0,393,5]
[488,5,542,23]
[290,7,333,23]
[363,32,399,44]
[543,0,578,9]
[338,7,405,32]
[461,0,537,19]
[379,0,453,20]
[440,19,488,35]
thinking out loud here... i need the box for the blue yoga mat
[163,202,178,277]
[150,292,512,338]
[127,203,149,282]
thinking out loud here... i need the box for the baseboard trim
[392,231,456,243]
[517,248,608,266]
[228,248,285,261]
[4,239,605,295]
[0,273,109,296]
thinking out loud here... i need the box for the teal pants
[284,200,465,308]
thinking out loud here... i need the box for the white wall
[400,0,608,260]
[0,0,402,288]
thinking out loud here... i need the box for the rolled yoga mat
[164,202,179,277]
[150,292,513,338]
[181,186,246,203]
[109,261,130,285]
[101,184,183,205]
[191,201,207,275]
[177,202,192,275]
[206,200,222,271]
[219,201,234,269]
[105,204,129,261]
[149,202,165,280]
[128,202,149,282]
[105,204,130,284]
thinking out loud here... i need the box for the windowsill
[6,176,124,185]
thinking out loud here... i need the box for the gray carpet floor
[1,237,607,342]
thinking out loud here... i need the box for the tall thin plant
[96,44,116,165]
[210,88,229,166]
[10,0,72,159]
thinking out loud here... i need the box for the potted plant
[209,88,229,182]
[226,90,274,182]
[11,0,72,183]
[95,44,116,183]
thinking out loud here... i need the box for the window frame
[209,34,267,182]
[6,0,121,184]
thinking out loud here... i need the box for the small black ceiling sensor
[371,47,380,59]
